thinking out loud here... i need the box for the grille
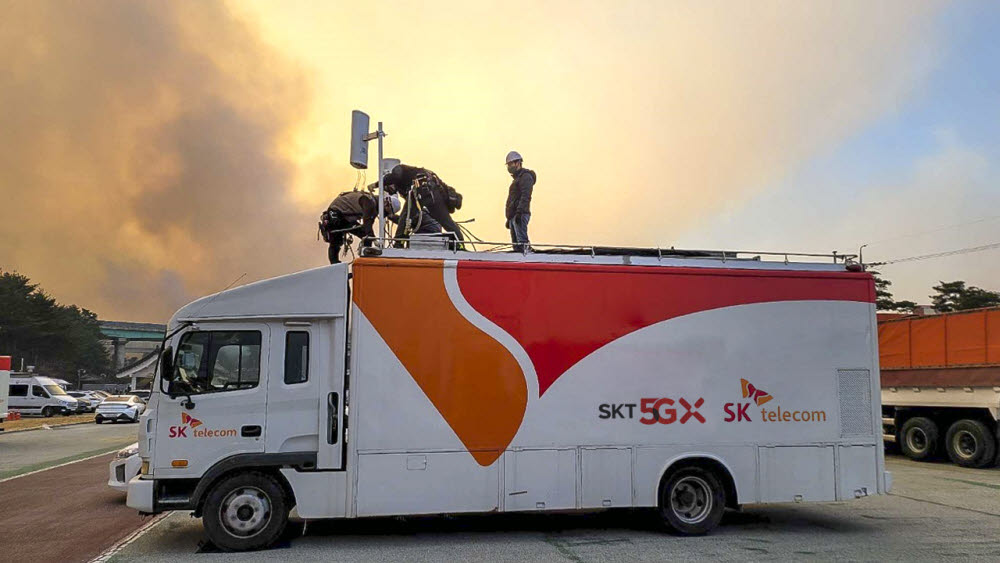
[838,369,873,436]
[116,464,126,483]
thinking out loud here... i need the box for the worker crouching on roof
[504,151,535,252]
[380,164,465,246]
[320,191,400,264]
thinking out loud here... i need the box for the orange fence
[879,307,1000,369]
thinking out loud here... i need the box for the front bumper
[126,476,155,513]
[109,455,141,492]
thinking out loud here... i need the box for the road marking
[90,512,170,563]
[0,448,122,483]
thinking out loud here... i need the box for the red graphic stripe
[457,262,873,396]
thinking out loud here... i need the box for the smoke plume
[0,0,317,321]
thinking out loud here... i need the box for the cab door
[264,318,346,470]
[153,324,269,478]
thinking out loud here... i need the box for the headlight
[140,460,150,475]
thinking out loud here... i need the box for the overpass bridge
[99,321,165,371]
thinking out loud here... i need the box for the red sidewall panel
[457,262,874,396]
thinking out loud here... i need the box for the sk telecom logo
[740,378,773,406]
[169,413,202,438]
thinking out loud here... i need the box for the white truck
[128,247,888,551]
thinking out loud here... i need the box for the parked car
[108,442,141,492]
[95,395,146,424]
[67,392,97,412]
[130,389,152,401]
[8,376,79,416]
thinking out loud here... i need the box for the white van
[128,247,887,551]
[8,375,79,417]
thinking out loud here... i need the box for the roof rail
[359,237,858,264]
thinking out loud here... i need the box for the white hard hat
[385,194,401,214]
[505,151,522,164]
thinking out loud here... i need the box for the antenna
[349,109,388,246]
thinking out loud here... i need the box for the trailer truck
[880,306,1000,468]
[127,246,888,551]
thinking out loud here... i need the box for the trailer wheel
[945,419,997,468]
[900,417,938,461]
[658,466,726,535]
[203,472,289,552]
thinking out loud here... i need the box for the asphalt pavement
[107,455,1000,562]
[0,421,145,563]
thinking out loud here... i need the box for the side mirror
[160,346,174,382]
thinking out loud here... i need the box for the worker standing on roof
[505,151,535,252]
[378,163,465,245]
[320,191,400,264]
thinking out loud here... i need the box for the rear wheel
[203,472,290,552]
[95,417,104,424]
[900,417,939,461]
[945,419,997,468]
[658,466,726,535]
[42,407,54,418]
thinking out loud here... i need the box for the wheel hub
[907,427,927,452]
[954,430,978,459]
[670,476,713,525]
[220,487,271,538]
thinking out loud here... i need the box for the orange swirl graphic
[353,259,527,466]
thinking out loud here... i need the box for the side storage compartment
[760,446,836,502]
[356,452,499,516]
[838,445,878,499]
[504,449,577,511]
[580,447,632,508]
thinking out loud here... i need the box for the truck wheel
[945,419,997,468]
[658,466,726,535]
[900,417,938,461]
[203,472,289,552]
[42,406,54,418]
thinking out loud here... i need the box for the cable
[870,241,1000,266]
[863,214,1000,246]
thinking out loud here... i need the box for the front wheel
[658,466,726,535]
[203,472,290,552]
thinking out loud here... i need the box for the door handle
[328,392,339,445]
[241,425,262,437]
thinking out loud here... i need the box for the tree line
[0,271,111,381]
[874,272,1000,313]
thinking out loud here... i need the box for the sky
[1,0,997,322]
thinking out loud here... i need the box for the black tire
[203,472,290,552]
[900,416,939,461]
[658,466,726,535]
[945,419,997,468]
[95,417,103,424]
[42,407,54,418]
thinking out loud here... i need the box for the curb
[0,419,95,434]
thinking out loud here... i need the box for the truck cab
[129,264,350,549]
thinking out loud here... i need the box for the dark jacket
[505,168,535,219]
[328,191,376,223]
[382,164,427,196]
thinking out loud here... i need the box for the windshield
[45,385,68,396]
